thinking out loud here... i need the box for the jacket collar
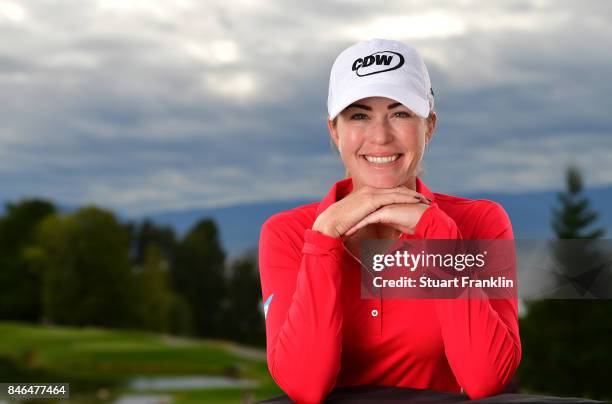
[316,176,435,217]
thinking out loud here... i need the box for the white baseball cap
[327,38,434,120]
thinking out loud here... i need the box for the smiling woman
[330,99,436,185]
[258,39,521,403]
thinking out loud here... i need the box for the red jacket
[258,177,521,403]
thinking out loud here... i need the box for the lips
[363,154,400,164]
[359,153,403,166]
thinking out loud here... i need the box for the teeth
[364,154,400,164]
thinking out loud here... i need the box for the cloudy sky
[2,0,611,216]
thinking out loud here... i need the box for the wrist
[312,216,340,238]
[405,204,432,235]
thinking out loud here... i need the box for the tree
[551,165,605,239]
[0,199,55,321]
[29,206,139,328]
[519,165,611,400]
[166,293,193,336]
[548,165,608,297]
[132,245,172,332]
[222,249,266,346]
[171,219,226,338]
[128,219,177,267]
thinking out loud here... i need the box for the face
[328,96,436,190]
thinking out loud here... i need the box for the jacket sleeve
[258,214,344,404]
[411,202,522,400]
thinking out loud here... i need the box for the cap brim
[328,82,429,120]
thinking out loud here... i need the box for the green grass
[0,321,283,403]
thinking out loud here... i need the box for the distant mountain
[4,186,610,259]
[475,185,612,238]
[137,185,612,259]
[134,200,316,259]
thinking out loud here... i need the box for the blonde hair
[330,113,434,179]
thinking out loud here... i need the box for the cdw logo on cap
[351,51,405,77]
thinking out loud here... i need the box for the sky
[1,0,612,216]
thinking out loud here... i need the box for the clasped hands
[312,185,432,239]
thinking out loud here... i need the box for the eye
[394,111,412,118]
[350,113,368,120]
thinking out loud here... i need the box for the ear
[424,111,437,145]
[327,117,340,148]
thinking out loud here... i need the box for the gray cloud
[1,0,611,215]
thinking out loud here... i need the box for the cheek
[397,128,427,167]
[399,134,425,151]
[399,123,427,148]
[338,130,364,152]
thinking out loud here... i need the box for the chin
[359,175,404,189]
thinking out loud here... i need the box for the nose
[368,119,394,145]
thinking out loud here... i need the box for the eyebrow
[346,103,371,111]
[346,102,403,111]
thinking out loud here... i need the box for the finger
[370,192,424,210]
[346,202,419,236]
[374,186,430,203]
[399,191,430,205]
[390,187,431,204]
[344,221,366,237]
[390,187,430,204]
[361,185,425,198]
[345,210,385,236]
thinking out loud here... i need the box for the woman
[258,38,521,403]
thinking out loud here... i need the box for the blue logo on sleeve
[263,294,274,320]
